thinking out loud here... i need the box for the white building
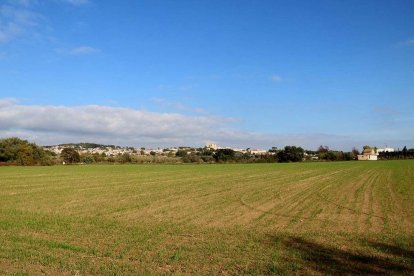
[249,149,268,155]
[377,147,395,153]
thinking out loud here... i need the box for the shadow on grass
[367,241,414,260]
[269,235,414,274]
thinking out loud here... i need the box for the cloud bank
[0,100,363,150]
[2,100,411,150]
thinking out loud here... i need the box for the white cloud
[270,75,283,82]
[0,98,18,107]
[57,46,100,55]
[0,4,42,43]
[2,99,411,150]
[0,100,380,150]
[0,101,231,147]
[0,0,91,45]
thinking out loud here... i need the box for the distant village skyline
[42,141,399,154]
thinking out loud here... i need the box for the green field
[1,161,413,274]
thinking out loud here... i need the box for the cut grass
[0,161,413,274]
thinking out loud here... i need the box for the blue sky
[0,0,413,150]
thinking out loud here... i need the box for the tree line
[379,146,414,160]
[1,137,413,166]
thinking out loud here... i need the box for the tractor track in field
[237,168,357,225]
[315,193,386,220]
[235,166,408,230]
[239,193,337,223]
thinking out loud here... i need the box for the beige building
[357,148,378,161]
[206,143,219,150]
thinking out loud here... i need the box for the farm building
[357,148,378,161]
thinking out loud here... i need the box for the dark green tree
[175,150,188,157]
[213,149,235,162]
[351,147,360,158]
[277,146,304,162]
[61,147,80,164]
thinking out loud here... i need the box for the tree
[343,152,353,161]
[213,149,235,162]
[352,147,360,156]
[402,146,408,157]
[182,153,202,163]
[176,150,188,157]
[317,145,330,160]
[318,145,329,153]
[0,137,50,165]
[199,147,214,156]
[81,155,95,164]
[324,151,337,161]
[269,147,279,153]
[60,147,80,164]
[118,153,132,163]
[277,146,304,162]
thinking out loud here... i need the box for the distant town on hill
[1,137,413,166]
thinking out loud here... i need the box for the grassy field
[0,161,413,274]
